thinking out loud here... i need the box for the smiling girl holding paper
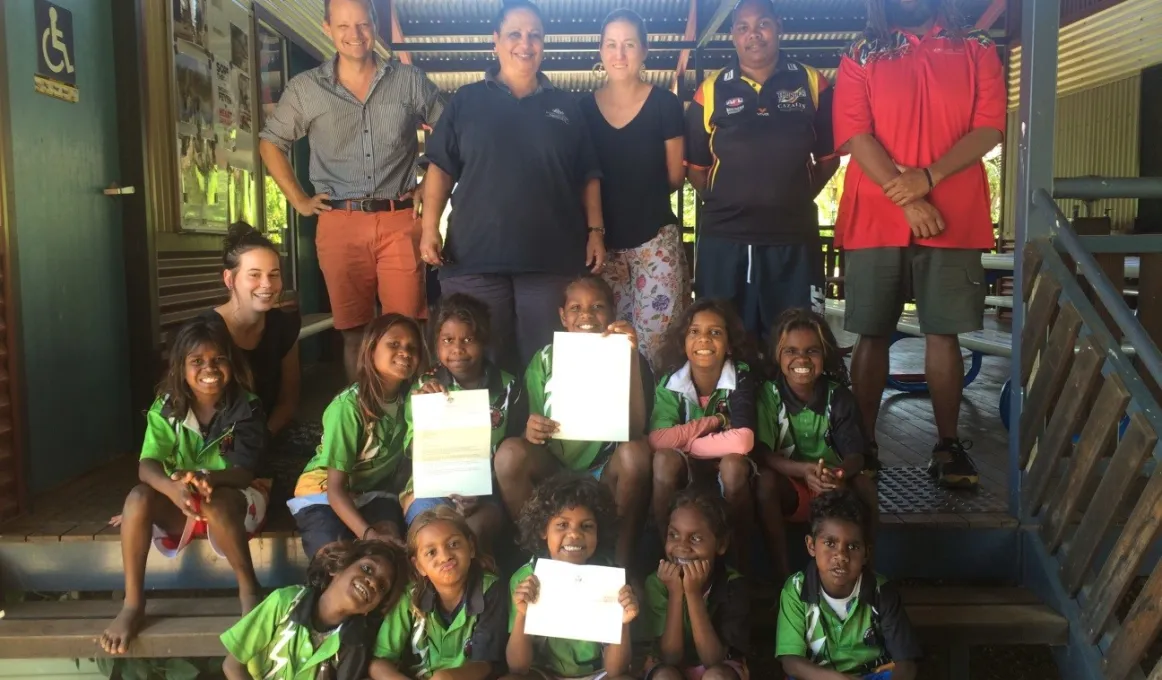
[505,474,640,680]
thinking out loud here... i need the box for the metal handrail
[1033,188,1162,384]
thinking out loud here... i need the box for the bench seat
[0,587,1066,660]
[298,313,334,340]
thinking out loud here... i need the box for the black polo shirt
[424,67,602,278]
[685,55,834,245]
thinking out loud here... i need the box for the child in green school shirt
[100,318,268,656]
[754,308,879,585]
[776,491,922,680]
[644,490,750,680]
[371,506,508,680]
[494,274,654,568]
[290,314,426,559]
[507,474,640,680]
[403,293,526,552]
[222,539,409,680]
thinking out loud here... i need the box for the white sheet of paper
[524,559,625,645]
[410,389,493,499]
[551,332,631,442]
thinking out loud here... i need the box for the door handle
[103,183,136,196]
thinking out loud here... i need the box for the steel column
[1011,0,1061,517]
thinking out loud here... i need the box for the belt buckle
[357,198,375,212]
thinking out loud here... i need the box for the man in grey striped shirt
[259,0,443,379]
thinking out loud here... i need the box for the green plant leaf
[163,658,202,680]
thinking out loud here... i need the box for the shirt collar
[484,64,555,94]
[724,52,795,86]
[319,52,389,85]
[434,360,504,395]
[775,376,829,415]
[416,566,488,617]
[288,587,370,645]
[800,561,877,608]
[160,391,254,433]
[666,359,738,405]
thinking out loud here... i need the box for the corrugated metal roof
[1006,0,1162,108]
[425,66,837,92]
[397,0,691,24]
[254,0,390,58]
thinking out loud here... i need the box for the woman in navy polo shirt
[419,0,606,374]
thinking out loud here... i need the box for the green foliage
[263,173,288,246]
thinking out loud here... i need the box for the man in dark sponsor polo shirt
[686,0,838,340]
[833,0,1005,488]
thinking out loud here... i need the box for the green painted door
[4,0,132,492]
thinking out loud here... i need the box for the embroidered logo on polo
[725,96,745,115]
[546,108,570,124]
[776,87,808,111]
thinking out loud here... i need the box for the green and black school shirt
[220,585,377,680]
[525,342,655,472]
[139,392,266,476]
[410,362,525,454]
[291,383,412,504]
[644,562,750,666]
[508,557,607,677]
[755,376,865,467]
[650,359,757,432]
[775,564,922,675]
[375,568,508,677]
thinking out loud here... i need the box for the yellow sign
[33,74,78,103]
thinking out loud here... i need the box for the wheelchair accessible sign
[34,0,78,103]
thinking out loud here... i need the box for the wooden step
[0,616,233,658]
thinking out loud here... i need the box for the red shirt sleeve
[832,54,874,152]
[971,42,1007,134]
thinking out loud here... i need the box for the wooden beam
[388,0,411,65]
[671,0,698,94]
[974,0,1008,30]
[1019,303,1083,467]
[697,0,735,48]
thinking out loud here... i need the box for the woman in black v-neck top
[579,9,690,371]
[202,222,301,435]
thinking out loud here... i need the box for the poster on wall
[174,0,256,233]
[257,24,286,122]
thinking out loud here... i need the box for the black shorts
[695,233,824,339]
[294,497,405,560]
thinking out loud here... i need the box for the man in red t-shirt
[833,0,1005,489]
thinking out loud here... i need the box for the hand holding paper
[410,389,493,499]
[551,332,633,442]
[523,559,628,644]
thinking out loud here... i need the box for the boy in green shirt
[222,539,409,680]
[776,491,921,680]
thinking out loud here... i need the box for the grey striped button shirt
[259,54,444,201]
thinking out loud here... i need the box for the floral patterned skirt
[601,224,690,371]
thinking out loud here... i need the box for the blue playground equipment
[885,331,984,394]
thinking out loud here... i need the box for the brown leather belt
[326,197,413,212]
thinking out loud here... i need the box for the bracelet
[587,226,606,235]
[923,167,935,189]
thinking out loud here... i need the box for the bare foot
[99,605,144,654]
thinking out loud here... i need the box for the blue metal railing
[1032,188,1162,385]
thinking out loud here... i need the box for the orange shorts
[316,208,426,330]
[787,476,816,523]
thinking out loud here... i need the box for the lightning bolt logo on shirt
[264,589,306,679]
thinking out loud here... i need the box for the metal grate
[877,466,1008,514]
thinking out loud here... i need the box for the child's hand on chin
[514,575,540,614]
[618,584,639,624]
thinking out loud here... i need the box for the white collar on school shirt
[666,359,737,405]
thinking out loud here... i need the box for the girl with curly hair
[222,538,409,680]
[649,299,760,577]
[754,308,877,585]
[371,506,507,680]
[505,473,640,679]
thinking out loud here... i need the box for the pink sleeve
[649,417,720,452]
[688,428,755,459]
